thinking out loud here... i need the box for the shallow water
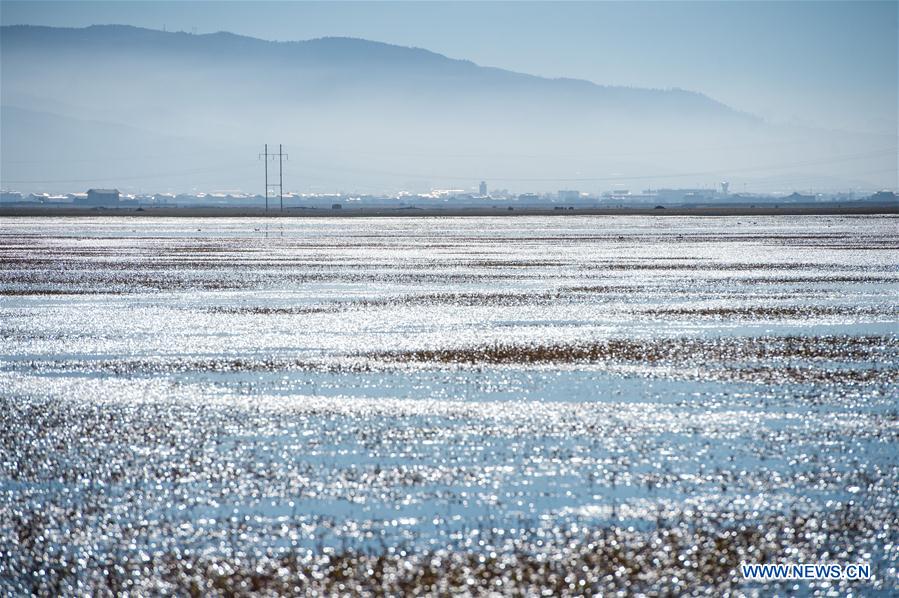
[1,215,897,594]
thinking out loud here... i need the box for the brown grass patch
[375,336,895,365]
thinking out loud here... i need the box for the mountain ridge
[0,24,747,120]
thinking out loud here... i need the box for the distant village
[1,183,896,211]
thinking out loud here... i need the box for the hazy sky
[2,1,897,136]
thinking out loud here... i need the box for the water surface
[1,215,897,594]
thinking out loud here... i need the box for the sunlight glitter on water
[1,216,897,594]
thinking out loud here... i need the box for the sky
[2,0,897,136]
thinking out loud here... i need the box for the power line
[260,137,869,162]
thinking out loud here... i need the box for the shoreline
[1,203,897,218]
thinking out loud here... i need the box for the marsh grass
[0,289,126,296]
[376,336,895,365]
[7,507,891,596]
[205,306,338,315]
[644,306,897,319]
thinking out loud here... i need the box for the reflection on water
[1,216,897,593]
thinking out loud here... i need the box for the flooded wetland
[1,215,897,595]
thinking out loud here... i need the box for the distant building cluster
[1,183,896,211]
[84,188,120,206]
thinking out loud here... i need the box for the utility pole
[263,144,269,212]
[279,144,284,212]
[259,144,288,215]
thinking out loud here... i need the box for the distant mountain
[0,25,750,125]
[1,25,893,193]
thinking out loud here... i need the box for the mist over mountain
[1,24,894,194]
